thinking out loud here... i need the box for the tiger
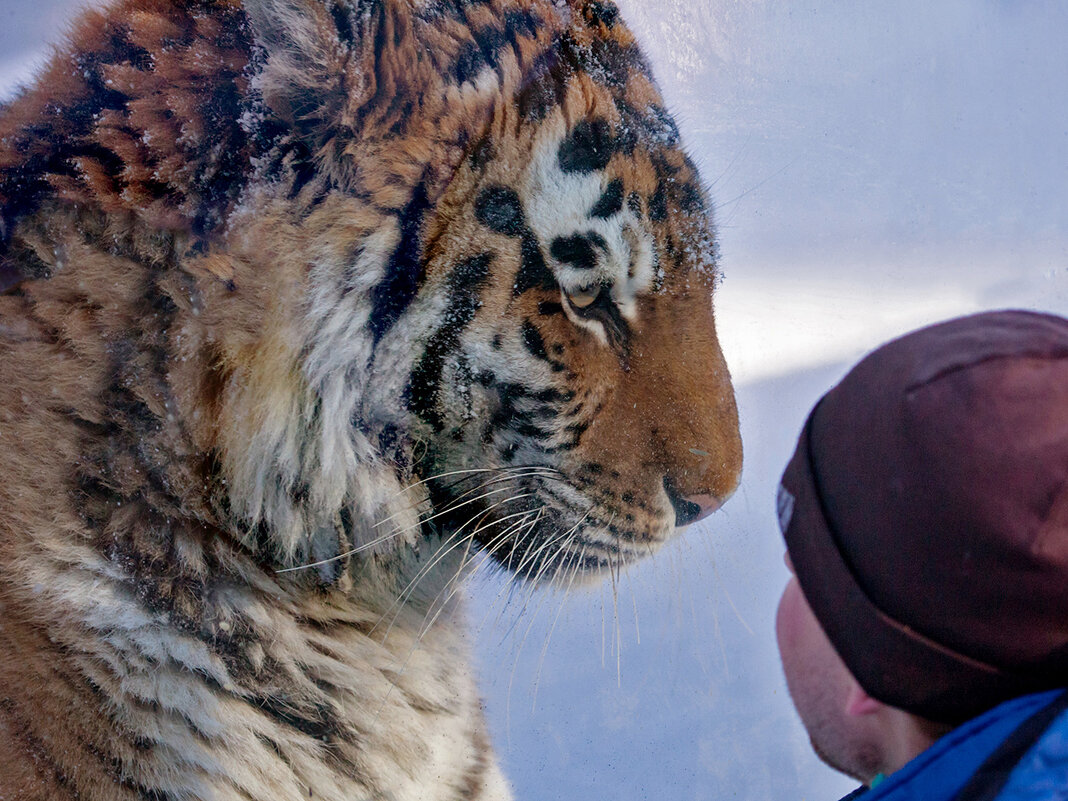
[0,0,742,797]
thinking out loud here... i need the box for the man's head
[774,309,1068,779]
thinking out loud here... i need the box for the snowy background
[3,1,1067,798]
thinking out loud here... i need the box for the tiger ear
[244,0,380,141]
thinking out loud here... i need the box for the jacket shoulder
[996,706,1068,800]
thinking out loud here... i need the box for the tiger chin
[0,0,741,798]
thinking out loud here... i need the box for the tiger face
[388,121,737,581]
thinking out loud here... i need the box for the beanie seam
[904,349,1068,395]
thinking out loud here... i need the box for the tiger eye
[566,286,599,309]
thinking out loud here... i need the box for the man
[775,309,1068,799]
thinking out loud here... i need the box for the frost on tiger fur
[0,0,742,798]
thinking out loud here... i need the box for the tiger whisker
[505,529,578,724]
[417,510,544,639]
[631,571,641,645]
[385,467,498,502]
[357,468,533,548]
[276,484,530,575]
[438,509,536,592]
[601,578,607,669]
[281,465,564,577]
[376,496,536,637]
[500,498,586,581]
[479,503,591,640]
[358,483,534,564]
[274,525,413,573]
[501,520,569,597]
[389,463,565,503]
[371,469,555,531]
[520,506,594,586]
[379,511,545,712]
[374,516,497,642]
[476,509,547,637]
[531,543,586,711]
[467,506,552,647]
[610,529,623,687]
[429,469,562,515]
[388,503,506,607]
[275,480,529,573]
[392,518,519,666]
[389,464,564,508]
[454,507,546,630]
[370,483,514,532]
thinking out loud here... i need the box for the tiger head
[402,103,744,580]
[213,0,741,583]
[0,0,741,587]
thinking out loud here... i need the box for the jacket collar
[838,690,1066,801]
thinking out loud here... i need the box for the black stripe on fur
[406,253,494,430]
[370,178,432,344]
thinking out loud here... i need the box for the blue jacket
[839,690,1068,801]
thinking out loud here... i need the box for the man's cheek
[776,579,801,654]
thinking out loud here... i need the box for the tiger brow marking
[514,230,556,297]
[515,45,567,122]
[549,232,605,271]
[557,118,616,174]
[589,177,624,218]
[472,183,556,298]
[519,320,550,362]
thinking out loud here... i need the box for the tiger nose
[663,478,724,527]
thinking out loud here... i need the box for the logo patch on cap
[776,484,795,533]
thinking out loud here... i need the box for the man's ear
[844,679,883,717]
[244,0,380,141]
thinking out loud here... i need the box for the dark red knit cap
[778,309,1068,724]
